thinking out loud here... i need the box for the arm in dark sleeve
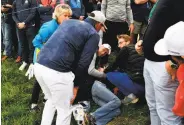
[74,34,100,85]
[12,1,20,23]
[24,0,37,24]
[105,47,129,72]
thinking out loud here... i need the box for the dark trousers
[17,26,36,63]
[103,20,129,51]
[31,80,41,104]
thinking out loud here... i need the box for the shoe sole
[122,98,139,105]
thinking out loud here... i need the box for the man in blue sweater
[34,11,106,125]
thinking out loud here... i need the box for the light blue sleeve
[32,23,51,49]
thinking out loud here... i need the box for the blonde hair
[117,34,131,42]
[52,4,72,19]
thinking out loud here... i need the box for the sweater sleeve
[88,53,106,78]
[74,34,100,85]
[126,0,134,25]
[24,0,36,24]
[12,1,20,23]
[101,0,107,16]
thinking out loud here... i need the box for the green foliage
[2,58,149,125]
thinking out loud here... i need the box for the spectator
[34,11,106,125]
[101,0,134,51]
[68,0,85,20]
[28,4,72,111]
[154,21,184,117]
[1,0,13,61]
[135,0,184,124]
[130,0,154,44]
[37,0,56,26]
[106,34,145,105]
[12,0,37,70]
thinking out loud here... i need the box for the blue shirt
[32,19,59,63]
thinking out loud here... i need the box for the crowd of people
[1,0,184,125]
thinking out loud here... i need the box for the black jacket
[12,0,36,25]
[143,0,184,62]
[1,0,13,24]
[106,44,145,84]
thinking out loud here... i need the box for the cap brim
[154,39,169,56]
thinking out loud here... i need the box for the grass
[2,57,149,125]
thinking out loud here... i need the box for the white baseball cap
[154,21,184,56]
[102,44,111,55]
[88,11,107,29]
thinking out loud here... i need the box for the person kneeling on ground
[105,34,145,105]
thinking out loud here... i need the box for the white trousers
[34,63,75,125]
[144,59,182,125]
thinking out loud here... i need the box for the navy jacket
[37,19,100,84]
[12,0,36,25]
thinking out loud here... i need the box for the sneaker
[122,94,139,105]
[78,101,91,113]
[15,56,21,63]
[72,104,85,125]
[84,113,96,125]
[1,55,8,61]
[19,62,28,71]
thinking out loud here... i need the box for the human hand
[113,87,119,95]
[98,67,105,72]
[165,60,177,81]
[129,23,134,34]
[25,63,34,80]
[79,16,84,20]
[18,22,26,29]
[135,40,143,55]
[1,6,9,12]
[70,87,79,104]
[101,26,106,32]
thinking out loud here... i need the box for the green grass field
[2,58,149,125]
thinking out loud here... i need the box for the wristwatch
[170,60,178,69]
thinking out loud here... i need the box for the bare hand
[113,87,119,95]
[1,6,9,12]
[165,60,177,81]
[101,26,106,32]
[79,16,84,20]
[18,22,26,29]
[98,67,105,72]
[129,23,134,34]
[135,40,143,55]
[70,87,79,104]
